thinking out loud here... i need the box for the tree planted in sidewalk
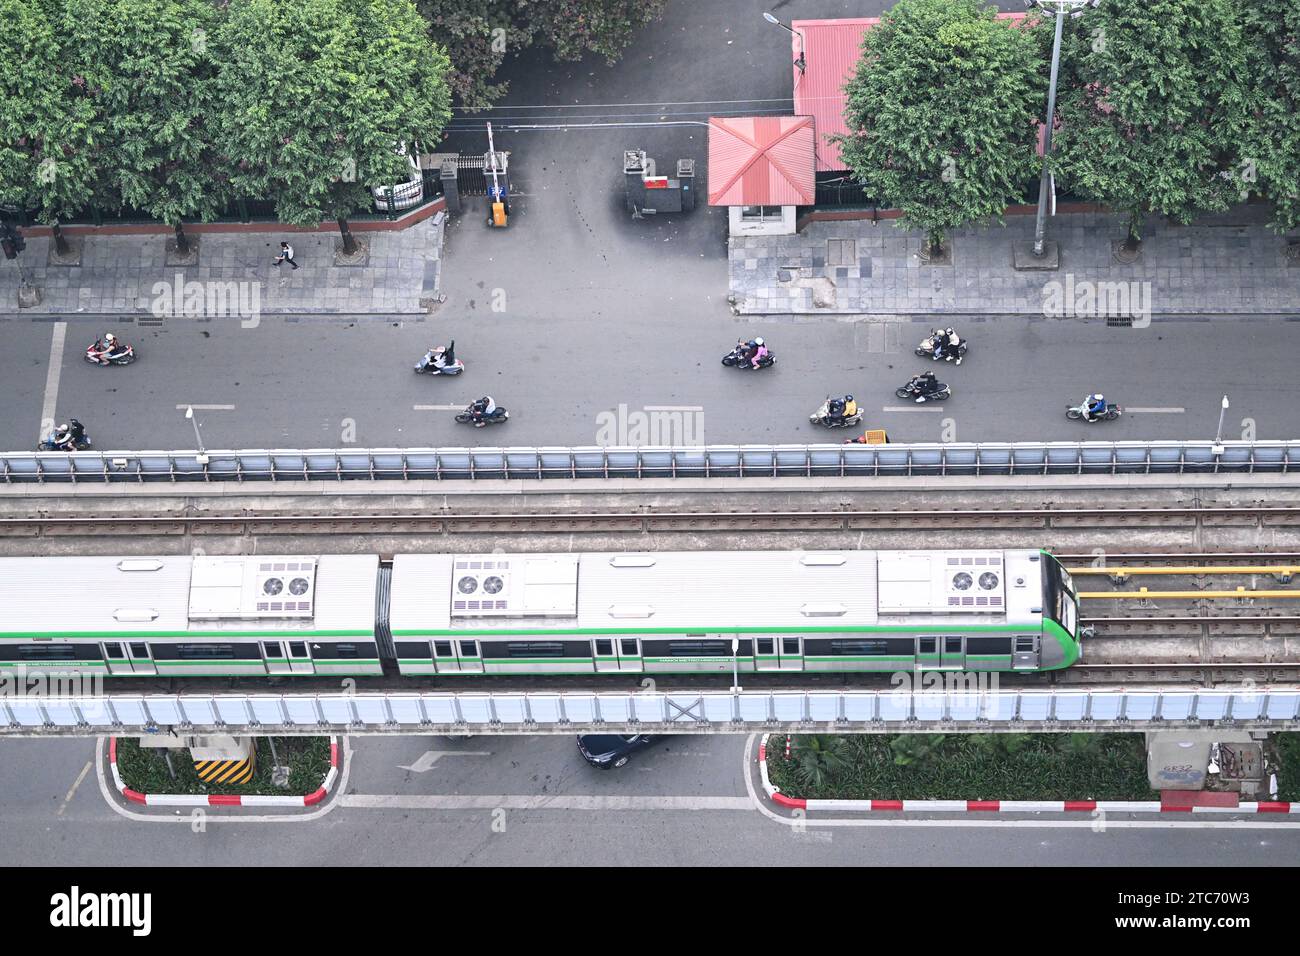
[1051,0,1249,250]
[836,0,1044,259]
[215,0,452,254]
[1238,0,1300,233]
[415,0,666,111]
[0,0,110,254]
[63,0,225,255]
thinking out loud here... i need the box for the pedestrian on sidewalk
[273,241,299,269]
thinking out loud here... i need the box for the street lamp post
[1211,395,1230,456]
[1017,0,1097,269]
[731,636,742,694]
[185,405,209,465]
[762,12,806,74]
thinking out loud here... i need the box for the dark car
[576,734,661,769]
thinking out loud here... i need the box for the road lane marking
[340,794,755,811]
[882,405,946,413]
[39,321,67,440]
[398,750,493,773]
[174,404,236,411]
[57,761,93,817]
[1124,407,1185,414]
[414,404,465,411]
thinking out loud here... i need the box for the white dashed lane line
[39,321,68,440]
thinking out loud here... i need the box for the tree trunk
[173,221,189,255]
[927,230,945,259]
[1123,213,1141,252]
[338,217,357,255]
[50,221,70,257]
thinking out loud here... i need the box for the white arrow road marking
[174,404,236,411]
[398,750,492,773]
[39,321,67,440]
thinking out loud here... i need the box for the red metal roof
[791,13,1028,172]
[707,115,816,206]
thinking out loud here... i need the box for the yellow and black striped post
[194,752,256,785]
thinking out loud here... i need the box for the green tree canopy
[1051,0,1250,245]
[215,0,453,250]
[836,0,1045,255]
[1238,0,1300,232]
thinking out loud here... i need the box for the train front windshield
[1044,556,1079,639]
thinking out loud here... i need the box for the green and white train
[0,549,1081,677]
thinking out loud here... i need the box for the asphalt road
[1,315,1294,451]
[3,736,1298,867]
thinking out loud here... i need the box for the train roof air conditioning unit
[188,557,317,620]
[450,555,579,618]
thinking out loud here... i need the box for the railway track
[4,504,1300,536]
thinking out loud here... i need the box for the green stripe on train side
[392,623,1040,637]
[0,629,374,639]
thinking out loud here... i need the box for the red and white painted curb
[108,737,340,808]
[758,734,1298,815]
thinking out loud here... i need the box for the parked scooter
[721,339,776,370]
[809,397,864,428]
[414,342,464,376]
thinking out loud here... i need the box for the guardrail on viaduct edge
[4,688,1298,736]
[3,441,1299,483]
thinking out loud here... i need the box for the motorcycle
[454,402,509,427]
[38,429,92,452]
[914,331,967,364]
[1066,400,1122,422]
[721,341,776,370]
[85,342,135,366]
[414,345,464,376]
[809,398,864,428]
[895,379,952,403]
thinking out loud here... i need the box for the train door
[434,639,483,674]
[101,642,133,676]
[778,635,804,671]
[457,639,483,673]
[263,641,292,675]
[593,637,643,673]
[288,641,314,674]
[940,635,966,670]
[755,636,803,671]
[126,641,156,676]
[1012,635,1038,670]
[754,636,780,671]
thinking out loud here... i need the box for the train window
[129,643,149,657]
[966,637,1012,655]
[262,642,280,657]
[18,644,78,661]
[396,642,433,659]
[781,637,801,655]
[944,637,962,654]
[289,642,308,657]
[458,641,478,657]
[756,638,774,655]
[104,643,125,660]
[434,641,453,657]
[507,642,563,658]
[176,644,237,660]
[595,639,614,656]
[1015,636,1036,652]
[668,641,728,657]
[829,639,884,656]
[335,644,359,659]
[620,639,639,656]
[919,637,936,654]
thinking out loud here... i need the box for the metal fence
[1,441,1298,484]
[3,687,1298,736]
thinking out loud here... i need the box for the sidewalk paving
[0,213,445,317]
[729,206,1300,317]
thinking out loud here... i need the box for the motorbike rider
[826,396,845,424]
[51,419,84,450]
[470,395,497,427]
[843,394,858,419]
[89,332,120,365]
[929,329,945,359]
[1083,393,1107,422]
[430,340,456,370]
[943,327,962,364]
[749,337,769,369]
[908,370,939,395]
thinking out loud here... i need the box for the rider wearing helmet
[750,336,769,369]
[89,332,117,365]
[944,327,961,364]
[843,394,858,419]
[470,395,497,427]
[909,371,938,395]
[1084,393,1106,422]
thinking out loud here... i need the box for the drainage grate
[1106,315,1134,328]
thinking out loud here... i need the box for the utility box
[625,150,697,215]
[1145,730,1256,791]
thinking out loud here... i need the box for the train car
[0,554,380,677]
[388,549,1081,676]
